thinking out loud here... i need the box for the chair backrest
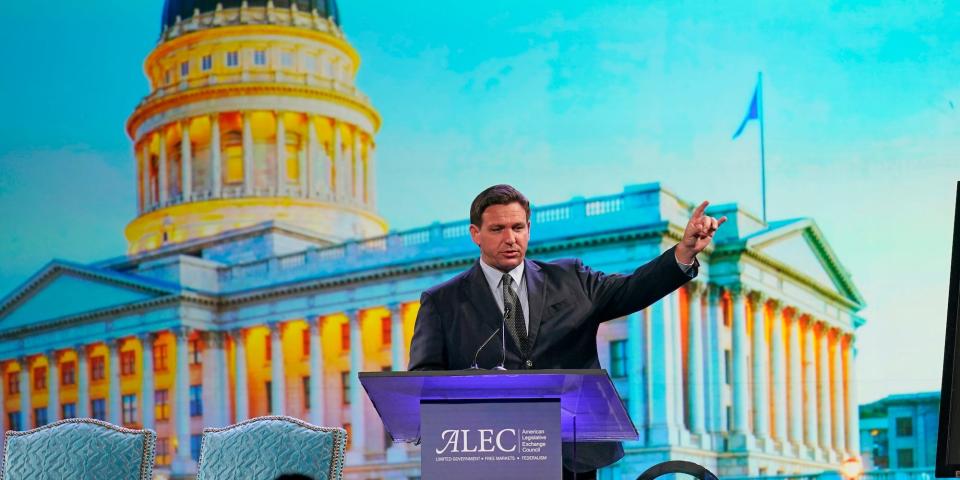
[1,418,156,480]
[197,415,346,480]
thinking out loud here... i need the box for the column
[181,119,193,200]
[626,311,646,440]
[158,129,169,205]
[844,336,860,454]
[307,116,324,196]
[347,309,366,462]
[108,339,121,425]
[667,292,685,430]
[18,357,30,428]
[231,329,249,422]
[140,333,155,430]
[46,350,60,423]
[367,141,377,208]
[242,112,254,194]
[832,329,846,454]
[389,303,405,371]
[269,322,285,416]
[771,302,788,443]
[203,331,229,428]
[354,129,365,203]
[686,282,706,435]
[210,114,222,197]
[308,317,324,426]
[646,298,680,445]
[333,121,346,198]
[803,318,817,449]
[275,112,286,194]
[140,142,151,210]
[729,286,750,434]
[172,327,193,471]
[76,345,89,418]
[706,285,725,432]
[788,310,804,446]
[817,323,833,453]
[749,292,770,440]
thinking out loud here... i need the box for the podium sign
[421,400,561,480]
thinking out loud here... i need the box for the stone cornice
[127,82,380,139]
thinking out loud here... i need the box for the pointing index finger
[692,201,709,219]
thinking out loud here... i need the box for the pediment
[745,219,864,308]
[0,262,177,330]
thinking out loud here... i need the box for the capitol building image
[0,1,866,479]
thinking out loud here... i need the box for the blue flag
[732,82,760,139]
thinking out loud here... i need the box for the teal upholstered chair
[1,418,156,480]
[197,415,346,480]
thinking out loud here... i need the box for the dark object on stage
[636,460,720,480]
[936,181,960,477]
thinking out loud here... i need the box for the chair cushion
[197,416,345,480]
[2,419,156,480]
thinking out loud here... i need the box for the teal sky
[1,1,958,403]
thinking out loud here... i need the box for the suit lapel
[525,259,546,352]
[462,261,503,335]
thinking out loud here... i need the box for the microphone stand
[469,305,511,370]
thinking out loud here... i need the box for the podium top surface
[359,369,638,443]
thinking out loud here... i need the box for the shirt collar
[478,257,525,291]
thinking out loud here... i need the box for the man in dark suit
[409,185,725,479]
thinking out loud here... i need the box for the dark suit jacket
[408,246,696,472]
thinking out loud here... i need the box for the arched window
[285,132,302,183]
[223,131,244,184]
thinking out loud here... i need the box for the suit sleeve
[578,244,697,322]
[407,291,448,371]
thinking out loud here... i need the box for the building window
[188,339,202,365]
[724,349,732,385]
[91,399,106,421]
[164,69,172,84]
[897,448,915,468]
[226,51,239,67]
[180,61,189,77]
[122,394,137,425]
[7,372,19,394]
[382,317,392,345]
[120,350,136,376]
[305,55,316,72]
[253,50,267,66]
[341,372,351,404]
[302,329,311,357]
[266,381,273,412]
[8,412,21,431]
[896,417,913,437]
[191,434,202,461]
[609,340,627,378]
[90,356,105,381]
[265,335,272,362]
[156,438,171,465]
[189,385,203,417]
[303,376,311,410]
[34,407,47,428]
[155,389,170,420]
[201,54,212,71]
[62,402,76,419]
[341,323,350,351]
[61,361,75,386]
[280,51,293,68]
[154,344,168,371]
[33,366,47,391]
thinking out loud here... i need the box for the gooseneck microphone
[470,327,501,370]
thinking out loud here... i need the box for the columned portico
[140,333,155,430]
[729,287,750,436]
[46,350,60,424]
[268,322,286,416]
[171,327,195,474]
[231,328,249,422]
[686,281,706,435]
[308,317,324,426]
[749,292,771,443]
[346,309,366,464]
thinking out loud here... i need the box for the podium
[360,369,637,480]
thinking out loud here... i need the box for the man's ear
[468,224,481,246]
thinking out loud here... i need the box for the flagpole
[758,71,767,224]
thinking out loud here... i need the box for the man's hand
[676,201,727,264]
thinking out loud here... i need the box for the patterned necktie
[502,274,529,356]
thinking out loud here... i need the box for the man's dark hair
[470,184,531,227]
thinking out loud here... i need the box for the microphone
[470,327,501,370]
[494,304,508,370]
